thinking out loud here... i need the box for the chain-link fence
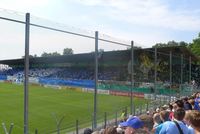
[0,9,198,134]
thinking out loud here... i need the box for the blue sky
[0,0,200,59]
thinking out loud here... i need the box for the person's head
[195,92,200,98]
[103,126,117,134]
[116,127,124,134]
[184,110,192,126]
[160,110,170,122]
[174,108,185,121]
[189,110,200,133]
[84,128,93,134]
[119,116,144,134]
[188,98,195,106]
[153,113,162,125]
[161,105,169,111]
[174,100,184,109]
[92,131,100,134]
[138,114,153,133]
[99,129,105,134]
[183,97,188,103]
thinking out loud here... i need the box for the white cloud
[0,0,200,60]
[73,0,200,31]
[0,0,49,10]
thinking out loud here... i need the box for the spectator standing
[159,108,189,134]
[154,111,170,134]
[184,110,195,134]
[189,110,200,134]
[119,116,144,134]
[194,93,200,111]
[183,97,193,111]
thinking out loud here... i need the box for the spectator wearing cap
[159,108,189,134]
[119,116,144,134]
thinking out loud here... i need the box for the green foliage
[41,52,61,57]
[189,33,200,57]
[40,48,73,57]
[63,48,73,55]
[127,46,142,50]
[21,54,37,58]
[152,40,188,48]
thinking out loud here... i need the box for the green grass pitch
[0,82,145,134]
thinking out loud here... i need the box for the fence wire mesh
[0,9,198,134]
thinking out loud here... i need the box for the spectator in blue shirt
[159,108,189,134]
[194,93,200,111]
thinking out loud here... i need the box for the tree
[51,52,61,56]
[189,33,200,57]
[41,52,50,57]
[22,55,35,58]
[41,52,61,57]
[127,46,142,50]
[152,40,188,48]
[63,48,73,55]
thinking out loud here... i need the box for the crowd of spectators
[0,67,121,81]
[83,92,200,134]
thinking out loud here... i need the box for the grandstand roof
[0,46,199,68]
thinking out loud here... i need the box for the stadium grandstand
[0,7,200,134]
[0,46,199,94]
[1,46,200,134]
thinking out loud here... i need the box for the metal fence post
[154,47,157,100]
[146,102,149,111]
[133,103,136,116]
[2,123,14,134]
[169,51,172,102]
[93,31,98,129]
[180,54,183,96]
[76,120,79,134]
[159,96,162,106]
[104,112,107,129]
[24,13,30,134]
[91,114,94,131]
[189,56,191,84]
[130,41,134,115]
[139,105,142,115]
[9,123,14,134]
[35,129,38,134]
[115,111,118,126]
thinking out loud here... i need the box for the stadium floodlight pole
[130,41,134,115]
[169,51,172,102]
[93,31,98,129]
[154,47,157,100]
[24,13,30,134]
